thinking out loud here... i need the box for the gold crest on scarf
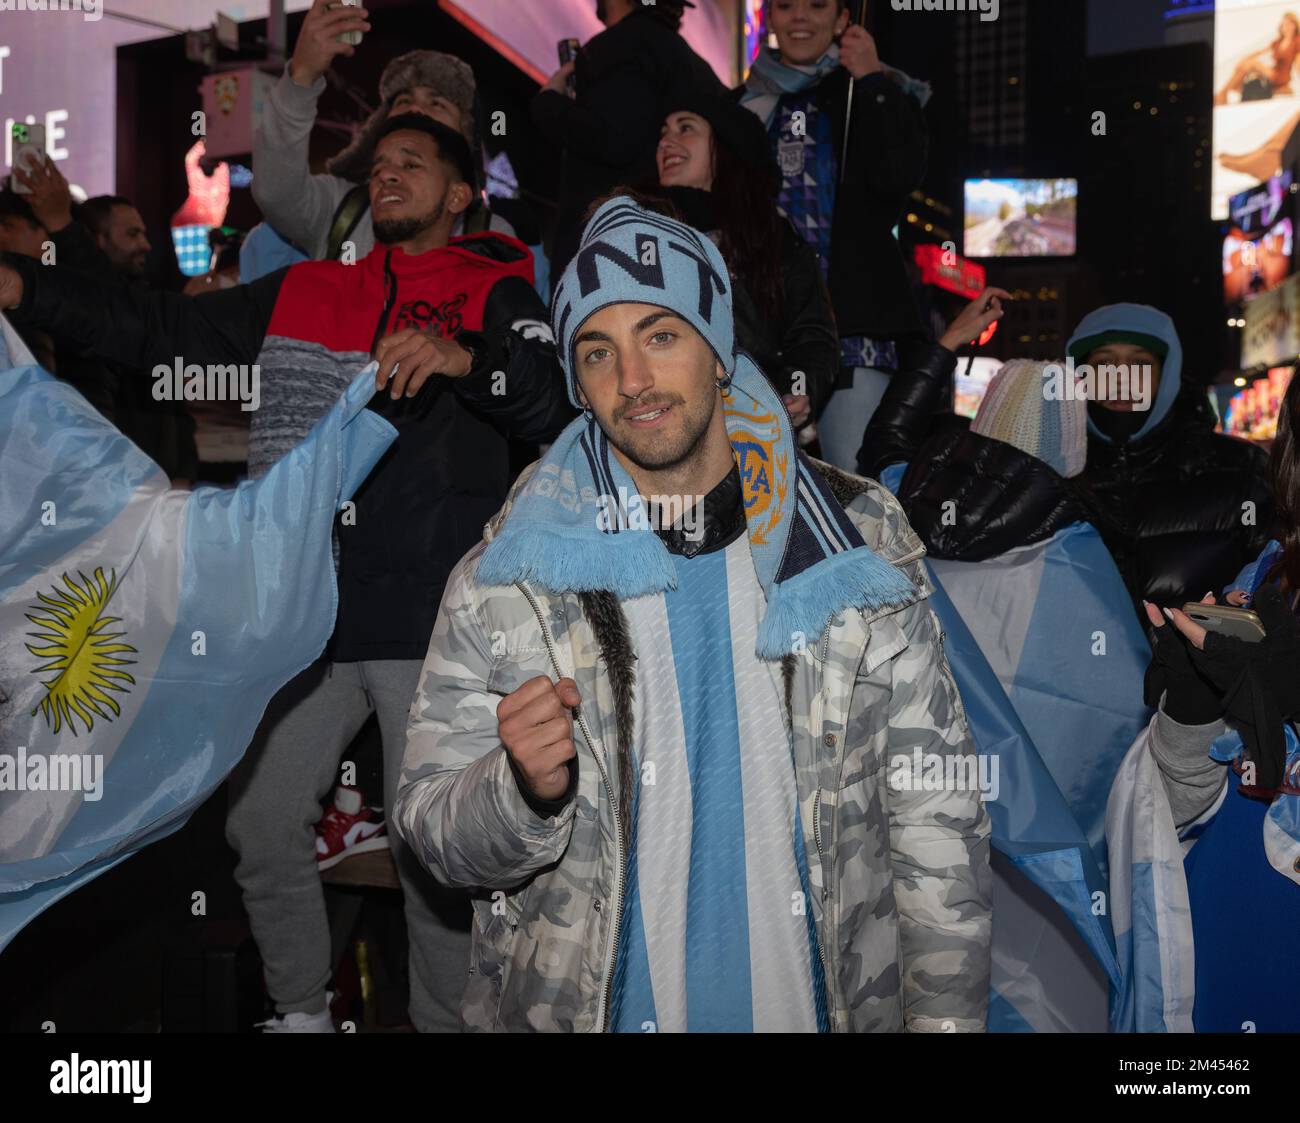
[724,395,789,546]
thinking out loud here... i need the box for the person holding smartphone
[1110,371,1300,1032]
[532,0,725,279]
[252,0,514,264]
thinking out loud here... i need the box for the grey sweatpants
[226,659,471,1031]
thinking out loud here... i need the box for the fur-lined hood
[328,50,481,184]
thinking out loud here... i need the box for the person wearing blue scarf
[394,195,992,1033]
[738,0,931,473]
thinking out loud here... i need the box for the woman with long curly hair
[647,93,840,443]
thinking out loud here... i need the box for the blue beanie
[549,196,735,408]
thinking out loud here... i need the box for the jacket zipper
[516,581,626,1033]
[807,623,835,1022]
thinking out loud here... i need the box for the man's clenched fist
[497,675,581,802]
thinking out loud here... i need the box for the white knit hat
[970,359,1087,478]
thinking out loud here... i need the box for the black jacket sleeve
[530,64,663,171]
[775,223,839,419]
[836,70,929,202]
[451,274,576,444]
[857,342,957,478]
[43,222,121,419]
[5,252,283,372]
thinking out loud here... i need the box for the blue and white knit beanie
[550,195,735,409]
[970,358,1088,479]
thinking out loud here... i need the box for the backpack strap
[325,183,370,260]
[462,199,491,235]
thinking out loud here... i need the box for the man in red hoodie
[0,114,573,1032]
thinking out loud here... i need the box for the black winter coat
[532,9,725,279]
[860,347,1277,610]
[1074,394,1274,610]
[736,67,928,347]
[858,344,1087,559]
[46,221,199,480]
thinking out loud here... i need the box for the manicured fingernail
[1162,607,1174,619]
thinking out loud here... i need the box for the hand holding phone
[557,38,580,97]
[1180,601,1267,643]
[289,0,369,88]
[10,123,47,196]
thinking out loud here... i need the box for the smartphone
[1181,602,1267,643]
[558,38,580,96]
[331,0,364,47]
[10,122,46,195]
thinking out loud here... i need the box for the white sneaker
[256,1006,336,1033]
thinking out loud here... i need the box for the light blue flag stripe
[876,461,1122,1029]
[0,357,395,947]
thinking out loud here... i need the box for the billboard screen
[963,178,1078,258]
[954,357,1003,419]
[1223,216,1293,303]
[1212,0,1300,219]
[1229,170,1293,233]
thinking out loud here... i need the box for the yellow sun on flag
[25,568,137,735]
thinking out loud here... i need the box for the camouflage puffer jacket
[395,457,992,1032]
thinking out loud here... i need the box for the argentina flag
[878,464,1136,1031]
[0,315,395,949]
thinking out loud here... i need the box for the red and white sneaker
[315,785,388,871]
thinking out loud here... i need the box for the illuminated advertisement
[1223,216,1293,302]
[1222,365,1294,439]
[954,357,1002,419]
[1229,170,1293,233]
[438,0,738,86]
[1241,267,1300,366]
[963,178,1078,258]
[914,243,988,299]
[0,1,311,197]
[1212,0,1300,219]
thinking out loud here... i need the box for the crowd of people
[1,0,1298,1034]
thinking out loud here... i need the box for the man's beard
[374,201,445,245]
[601,388,716,474]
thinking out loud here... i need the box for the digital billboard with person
[1213,0,1300,219]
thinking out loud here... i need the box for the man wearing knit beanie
[252,0,511,263]
[395,195,991,1033]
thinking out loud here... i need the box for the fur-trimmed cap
[328,51,478,184]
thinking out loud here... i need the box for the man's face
[596,0,633,28]
[369,130,466,244]
[1085,342,1163,412]
[388,86,464,134]
[657,112,714,190]
[769,0,848,65]
[574,302,722,473]
[98,204,150,276]
[0,215,48,258]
